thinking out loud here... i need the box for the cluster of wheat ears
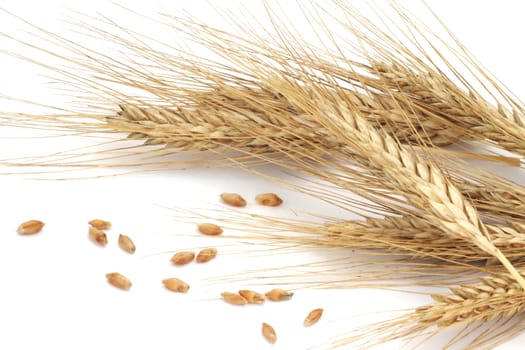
[2,1,525,349]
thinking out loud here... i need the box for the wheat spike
[337,272,525,349]
[462,185,525,222]
[372,61,525,157]
[324,216,525,260]
[227,212,525,263]
[112,87,461,154]
[427,274,524,326]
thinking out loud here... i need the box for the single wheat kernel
[262,323,276,344]
[89,226,108,246]
[239,290,265,304]
[118,234,136,254]
[198,223,223,236]
[265,288,293,301]
[459,311,471,319]
[475,305,489,312]
[106,272,131,290]
[221,292,248,305]
[162,278,190,293]
[17,220,45,235]
[255,193,283,207]
[170,251,195,265]
[304,308,323,326]
[220,193,247,207]
[88,219,112,230]
[196,248,217,263]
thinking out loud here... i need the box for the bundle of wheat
[2,1,525,349]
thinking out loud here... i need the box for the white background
[0,1,525,349]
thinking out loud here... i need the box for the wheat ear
[324,216,525,261]
[112,86,462,151]
[428,274,524,325]
[337,272,525,349]
[374,61,525,157]
[462,185,525,222]
[221,211,525,263]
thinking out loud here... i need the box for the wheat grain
[255,193,283,207]
[238,290,265,304]
[196,248,217,263]
[106,272,131,290]
[170,251,195,265]
[220,193,247,207]
[197,223,223,236]
[265,288,293,301]
[118,234,136,254]
[162,278,190,293]
[304,308,324,327]
[88,219,112,230]
[89,226,108,246]
[262,322,277,344]
[17,220,44,235]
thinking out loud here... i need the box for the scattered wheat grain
[196,247,217,263]
[17,220,44,235]
[170,251,195,265]
[265,288,293,301]
[88,219,112,230]
[106,272,131,290]
[198,223,223,236]
[262,322,277,344]
[89,226,108,246]
[118,234,136,254]
[239,290,265,304]
[162,278,190,293]
[304,308,323,326]
[220,193,247,207]
[255,193,283,206]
